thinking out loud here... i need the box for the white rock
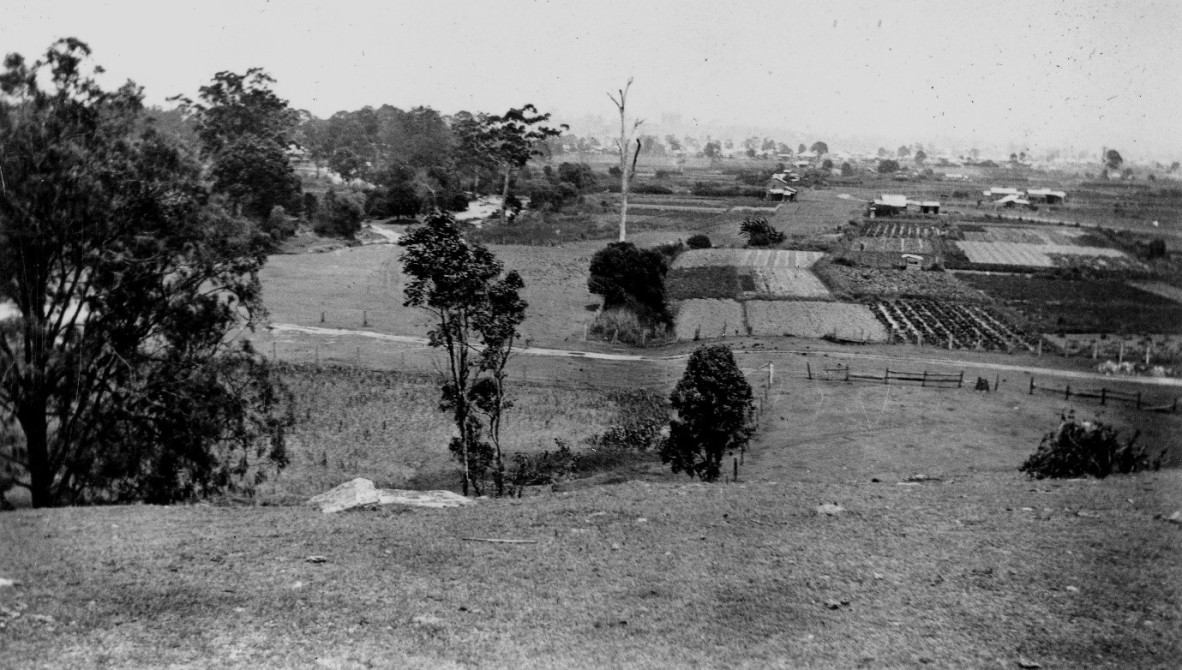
[816,503,845,516]
[307,478,472,513]
[0,577,19,589]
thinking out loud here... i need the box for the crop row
[872,299,1033,351]
[860,222,945,239]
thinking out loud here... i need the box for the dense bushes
[690,183,766,198]
[314,189,367,237]
[687,234,712,249]
[1020,413,1164,479]
[588,242,673,330]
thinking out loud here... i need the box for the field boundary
[805,361,965,387]
[1028,377,1179,412]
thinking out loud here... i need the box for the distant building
[1025,188,1067,204]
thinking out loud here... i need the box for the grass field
[3,359,1179,668]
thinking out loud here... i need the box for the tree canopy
[0,39,291,507]
[660,345,755,481]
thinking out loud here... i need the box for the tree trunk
[618,108,629,242]
[19,397,52,507]
[499,167,511,223]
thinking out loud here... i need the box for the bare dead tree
[608,78,643,242]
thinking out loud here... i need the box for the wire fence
[1029,377,1179,413]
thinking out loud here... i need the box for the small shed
[902,254,924,271]
[919,201,941,214]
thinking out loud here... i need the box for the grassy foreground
[3,361,1181,668]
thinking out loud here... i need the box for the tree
[703,141,721,159]
[798,143,807,155]
[914,149,927,166]
[840,162,855,177]
[1104,149,1124,172]
[1169,161,1180,173]
[0,39,291,507]
[660,345,755,481]
[810,141,829,155]
[399,213,526,496]
[459,105,564,223]
[665,134,681,152]
[877,147,889,158]
[740,217,785,247]
[821,158,834,170]
[878,159,901,174]
[587,242,671,328]
[897,145,911,158]
[173,68,301,227]
[608,79,643,242]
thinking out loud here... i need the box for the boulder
[307,478,472,514]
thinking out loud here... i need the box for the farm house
[1026,188,1067,204]
[869,194,908,217]
[765,174,798,201]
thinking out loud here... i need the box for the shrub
[740,217,785,247]
[509,439,581,493]
[686,234,712,249]
[590,389,670,451]
[1020,413,1164,479]
[588,307,670,346]
[661,345,755,481]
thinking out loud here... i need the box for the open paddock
[672,248,825,269]
[955,241,1128,267]
[672,298,746,340]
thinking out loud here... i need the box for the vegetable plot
[873,299,1033,351]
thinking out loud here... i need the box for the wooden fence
[806,362,963,387]
[1028,377,1179,413]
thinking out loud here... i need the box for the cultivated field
[749,268,831,298]
[746,301,888,341]
[815,263,989,302]
[955,240,1128,267]
[850,236,937,254]
[873,300,1033,351]
[1131,281,1182,305]
[671,248,825,269]
[672,299,746,340]
[961,226,1086,245]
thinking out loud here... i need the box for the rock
[1016,657,1041,669]
[307,478,472,513]
[1165,510,1182,525]
[411,614,444,627]
[30,614,54,624]
[305,555,328,564]
[0,577,19,589]
[816,503,845,516]
[1066,585,1079,593]
[824,599,842,610]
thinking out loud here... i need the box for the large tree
[661,345,755,481]
[399,213,526,496]
[455,105,564,223]
[0,39,291,507]
[174,68,301,227]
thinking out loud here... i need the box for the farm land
[7,161,1182,668]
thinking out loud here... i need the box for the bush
[588,307,670,346]
[1020,413,1164,479]
[686,234,712,249]
[509,439,581,492]
[661,345,755,481]
[740,217,785,247]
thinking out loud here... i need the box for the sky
[3,0,1180,160]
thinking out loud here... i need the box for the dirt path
[268,322,1182,387]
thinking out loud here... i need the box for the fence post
[884,368,889,385]
[845,365,850,383]
[1029,377,1035,395]
[363,310,368,327]
[807,362,812,380]
[958,371,964,388]
[320,311,325,324]
[733,457,739,483]
[994,374,1000,391]
[1136,392,1141,411]
[1100,387,1106,405]
[768,363,774,388]
[1065,385,1071,401]
[921,371,927,387]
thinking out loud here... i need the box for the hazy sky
[3,0,1180,159]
